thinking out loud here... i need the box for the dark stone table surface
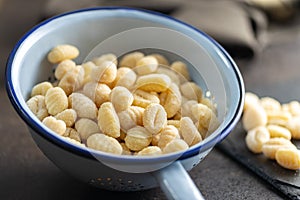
[1,0,300,199]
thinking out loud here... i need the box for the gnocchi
[42,116,66,135]
[26,95,49,120]
[54,108,77,127]
[87,133,122,155]
[54,59,76,80]
[135,55,158,75]
[26,45,220,156]
[31,81,53,97]
[242,92,300,170]
[143,103,167,134]
[47,44,79,64]
[125,126,152,151]
[45,87,68,116]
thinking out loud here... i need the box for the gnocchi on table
[26,44,220,156]
[242,92,300,170]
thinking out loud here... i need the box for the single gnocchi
[110,86,134,112]
[266,124,291,140]
[45,87,68,116]
[243,92,260,112]
[170,61,190,83]
[136,74,171,93]
[118,106,144,132]
[75,118,100,141]
[136,146,162,156]
[69,92,98,119]
[54,59,76,80]
[119,51,144,68]
[275,148,300,170]
[158,125,180,149]
[47,44,79,64]
[87,133,123,155]
[132,89,160,108]
[180,117,202,146]
[54,108,77,127]
[97,102,120,138]
[31,81,53,97]
[91,61,117,84]
[159,83,182,118]
[143,103,167,134]
[58,65,84,96]
[42,116,66,135]
[242,102,267,131]
[245,126,270,154]
[125,126,152,151]
[26,95,49,121]
[162,139,189,154]
[135,55,158,75]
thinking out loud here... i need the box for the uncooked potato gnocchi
[26,44,220,156]
[242,92,300,170]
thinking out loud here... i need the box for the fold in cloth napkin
[43,0,268,60]
[171,1,268,60]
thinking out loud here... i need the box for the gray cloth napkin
[171,1,268,59]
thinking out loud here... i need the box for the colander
[5,7,244,200]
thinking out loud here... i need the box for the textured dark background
[1,0,300,199]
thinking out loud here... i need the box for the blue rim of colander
[5,6,245,162]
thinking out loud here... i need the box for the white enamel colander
[5,7,244,200]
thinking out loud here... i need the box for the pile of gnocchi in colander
[26,44,220,156]
[242,92,300,170]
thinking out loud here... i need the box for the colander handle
[153,161,205,200]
